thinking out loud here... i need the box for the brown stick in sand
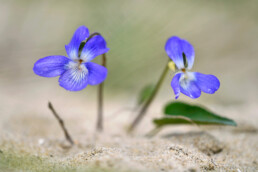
[48,102,74,145]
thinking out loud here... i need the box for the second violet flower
[165,36,220,99]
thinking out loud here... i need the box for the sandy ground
[0,87,257,171]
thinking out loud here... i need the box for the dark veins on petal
[182,52,188,68]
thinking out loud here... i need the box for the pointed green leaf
[153,102,237,127]
[137,84,155,106]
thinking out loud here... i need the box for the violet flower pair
[33,26,220,99]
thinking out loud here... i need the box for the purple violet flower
[33,26,109,91]
[165,36,220,99]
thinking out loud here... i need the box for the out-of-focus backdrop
[0,0,258,127]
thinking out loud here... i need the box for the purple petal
[33,55,70,77]
[194,72,220,94]
[171,72,183,99]
[165,36,195,70]
[65,26,89,60]
[80,35,109,62]
[85,62,108,85]
[58,65,88,91]
[180,81,201,99]
[179,72,201,99]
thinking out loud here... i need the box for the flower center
[67,60,87,72]
[78,59,84,64]
[73,59,85,69]
[77,60,85,70]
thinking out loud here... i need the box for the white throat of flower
[179,70,196,90]
[66,60,88,74]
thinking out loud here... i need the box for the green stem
[96,53,106,132]
[128,60,169,133]
[145,126,162,138]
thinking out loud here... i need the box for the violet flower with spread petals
[165,36,220,99]
[33,26,109,91]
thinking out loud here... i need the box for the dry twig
[48,102,74,145]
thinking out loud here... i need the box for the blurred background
[0,0,258,135]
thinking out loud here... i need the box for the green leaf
[137,84,155,106]
[153,102,237,127]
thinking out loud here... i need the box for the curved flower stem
[87,32,101,41]
[96,53,106,132]
[83,32,107,132]
[128,60,170,133]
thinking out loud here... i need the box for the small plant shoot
[129,36,235,132]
